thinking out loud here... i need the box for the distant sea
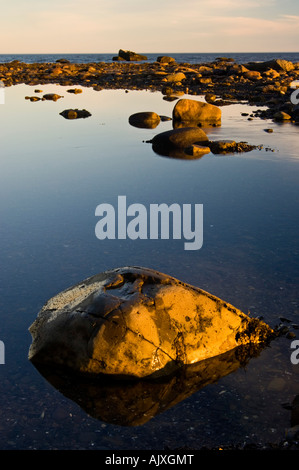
[0,52,299,65]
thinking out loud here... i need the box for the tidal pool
[0,84,298,450]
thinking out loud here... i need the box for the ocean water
[0,80,299,449]
[0,51,299,64]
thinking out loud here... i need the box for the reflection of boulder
[28,267,275,380]
[173,99,221,126]
[60,109,91,119]
[129,112,161,129]
[31,343,266,426]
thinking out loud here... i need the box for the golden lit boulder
[173,98,221,126]
[28,267,274,379]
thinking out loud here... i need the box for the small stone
[43,93,63,101]
[274,111,292,121]
[128,111,161,129]
[67,88,83,94]
[185,144,211,157]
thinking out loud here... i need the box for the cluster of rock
[1,57,298,122]
[129,98,257,158]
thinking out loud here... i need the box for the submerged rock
[173,98,221,126]
[28,267,275,379]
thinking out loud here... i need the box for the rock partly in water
[67,88,83,94]
[273,111,292,121]
[28,266,275,379]
[185,144,211,158]
[151,126,209,158]
[157,56,176,64]
[43,93,63,101]
[59,109,91,119]
[208,140,257,154]
[129,112,161,129]
[173,98,221,126]
[245,59,294,72]
[118,49,148,61]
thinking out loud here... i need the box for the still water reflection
[0,84,298,449]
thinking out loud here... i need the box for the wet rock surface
[28,266,275,379]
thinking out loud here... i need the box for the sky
[1,0,299,53]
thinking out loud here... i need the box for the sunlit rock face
[172,99,222,126]
[28,266,274,379]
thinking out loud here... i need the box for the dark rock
[67,88,83,94]
[43,93,63,101]
[59,109,91,119]
[152,127,209,156]
[129,111,161,129]
[118,49,148,61]
[56,58,71,64]
[208,140,257,154]
[245,59,294,73]
[157,56,176,64]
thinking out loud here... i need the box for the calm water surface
[0,84,299,450]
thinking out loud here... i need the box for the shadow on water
[31,343,269,427]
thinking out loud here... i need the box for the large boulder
[28,267,275,379]
[173,98,221,126]
[245,59,294,73]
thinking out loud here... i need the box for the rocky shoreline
[1,56,299,123]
